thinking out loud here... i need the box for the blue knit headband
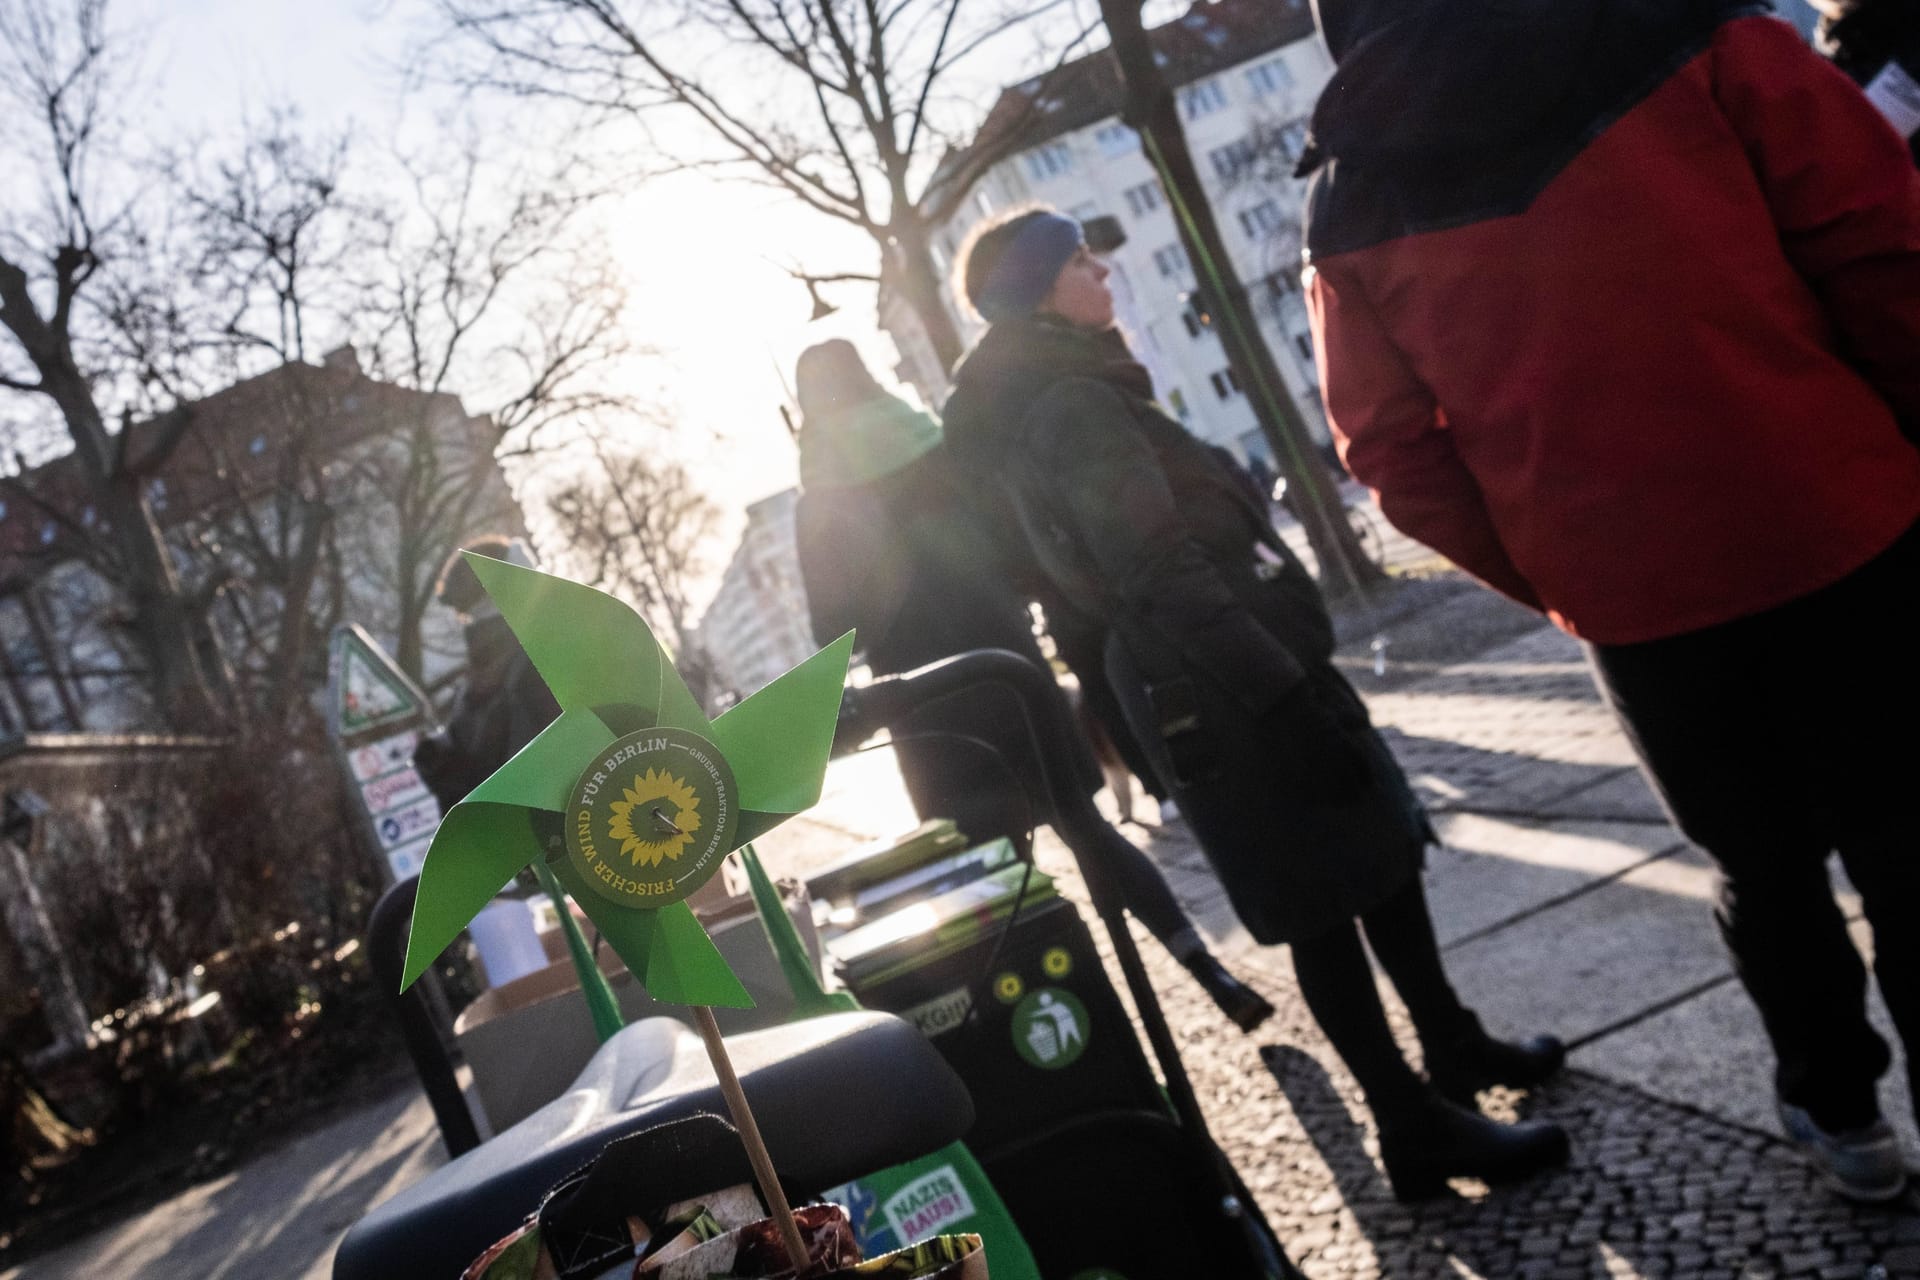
[974,213,1085,323]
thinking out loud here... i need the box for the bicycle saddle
[332,1010,972,1279]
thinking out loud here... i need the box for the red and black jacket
[1302,0,1920,645]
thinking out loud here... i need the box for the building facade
[695,488,817,705]
[0,347,523,732]
[881,0,1332,468]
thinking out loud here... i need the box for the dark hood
[1302,0,1765,173]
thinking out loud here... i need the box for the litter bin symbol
[1012,988,1089,1070]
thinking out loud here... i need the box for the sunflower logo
[606,767,703,867]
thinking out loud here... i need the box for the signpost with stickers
[326,624,444,884]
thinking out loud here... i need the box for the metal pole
[369,877,481,1157]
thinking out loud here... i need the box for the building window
[1179,78,1227,121]
[1210,367,1243,400]
[1167,388,1190,421]
[1122,180,1161,217]
[1293,333,1316,363]
[1246,58,1295,98]
[1237,200,1286,240]
[1095,123,1137,157]
[1273,119,1311,166]
[1151,243,1189,278]
[1264,268,1302,298]
[1180,306,1213,339]
[1023,142,1074,181]
[1208,136,1260,181]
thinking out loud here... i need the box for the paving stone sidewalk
[9,569,1918,1280]
[1046,574,1920,1279]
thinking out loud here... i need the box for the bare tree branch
[432,0,1080,370]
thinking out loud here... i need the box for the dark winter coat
[1301,0,1920,644]
[942,318,1427,944]
[1814,0,1920,164]
[414,613,561,810]
[795,436,1098,846]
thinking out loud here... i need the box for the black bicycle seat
[333,1010,972,1280]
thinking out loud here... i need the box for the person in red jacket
[1302,0,1920,1201]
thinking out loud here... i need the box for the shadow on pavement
[1378,729,1642,820]
[2,1085,439,1280]
[1258,1044,1920,1278]
[1258,1042,1652,1278]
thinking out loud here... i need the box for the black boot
[1425,1013,1566,1105]
[1377,1092,1572,1201]
[1182,952,1276,1032]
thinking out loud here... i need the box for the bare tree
[0,0,223,728]
[1092,0,1380,594]
[345,145,640,678]
[432,0,1094,374]
[1,5,643,722]
[540,431,718,698]
[166,116,361,726]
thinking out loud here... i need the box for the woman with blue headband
[941,207,1570,1200]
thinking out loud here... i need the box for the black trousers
[1589,521,1920,1130]
[1290,875,1475,1120]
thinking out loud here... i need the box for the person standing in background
[791,339,1274,1032]
[943,210,1570,1201]
[414,537,561,810]
[1301,0,1920,1200]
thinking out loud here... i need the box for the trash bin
[818,833,1268,1278]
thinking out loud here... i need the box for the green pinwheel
[401,553,854,1008]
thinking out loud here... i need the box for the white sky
[57,0,1828,616]
[133,1,878,495]
[117,0,1103,611]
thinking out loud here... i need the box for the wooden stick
[692,1004,809,1273]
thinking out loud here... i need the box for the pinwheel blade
[551,861,754,1008]
[465,554,711,733]
[402,802,543,989]
[710,632,854,835]
[466,708,619,812]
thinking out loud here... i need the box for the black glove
[1259,681,1374,803]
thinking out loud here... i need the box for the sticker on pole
[387,835,433,880]
[377,796,441,850]
[334,632,421,735]
[563,725,739,909]
[326,624,440,887]
[1011,988,1089,1070]
[361,766,431,816]
[349,731,418,781]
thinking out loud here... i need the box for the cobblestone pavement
[14,564,1919,1280]
[1100,914,1920,1280]
[1016,569,1920,1279]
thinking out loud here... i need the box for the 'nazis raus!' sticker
[563,725,738,908]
